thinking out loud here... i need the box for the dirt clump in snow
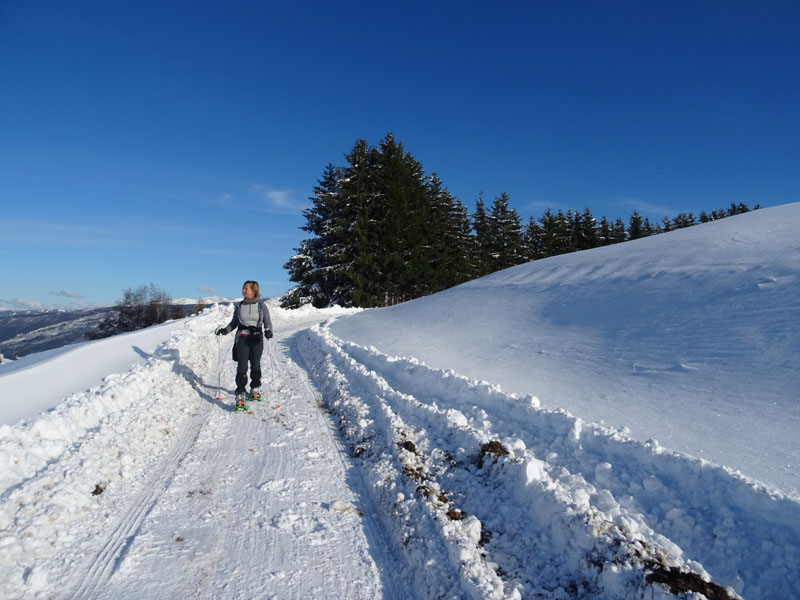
[398,440,417,453]
[646,564,736,599]
[446,508,466,521]
[477,440,509,468]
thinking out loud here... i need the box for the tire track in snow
[2,305,392,599]
[299,322,758,599]
[92,310,397,600]
[297,328,519,599]
[290,335,415,600]
[70,409,209,599]
[0,314,223,599]
[201,331,398,599]
[332,330,800,600]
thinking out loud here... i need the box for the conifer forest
[282,133,755,309]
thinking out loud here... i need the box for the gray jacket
[220,298,273,336]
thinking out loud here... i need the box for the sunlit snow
[1,204,798,599]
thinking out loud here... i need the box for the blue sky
[1,1,798,310]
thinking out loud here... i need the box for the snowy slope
[0,319,187,426]
[330,203,800,497]
[0,204,798,599]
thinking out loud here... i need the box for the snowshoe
[234,393,249,412]
[250,387,262,401]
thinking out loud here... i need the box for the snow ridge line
[332,331,800,599]
[300,323,739,599]
[70,410,208,600]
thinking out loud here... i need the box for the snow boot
[234,392,248,412]
[250,386,262,401]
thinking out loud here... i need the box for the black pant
[234,334,263,394]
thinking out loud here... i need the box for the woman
[216,280,274,409]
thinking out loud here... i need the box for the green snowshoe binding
[234,393,249,412]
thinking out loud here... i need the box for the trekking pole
[215,333,224,401]
[268,337,277,393]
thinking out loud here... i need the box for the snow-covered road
[0,305,402,599]
[1,302,798,599]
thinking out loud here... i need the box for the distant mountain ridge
[0,296,242,362]
[0,307,110,360]
[1,305,176,361]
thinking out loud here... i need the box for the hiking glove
[215,327,225,335]
[264,329,273,339]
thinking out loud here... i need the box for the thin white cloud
[49,290,86,299]
[618,198,680,218]
[0,297,45,310]
[197,285,217,296]
[212,192,235,207]
[248,185,303,213]
[521,198,571,214]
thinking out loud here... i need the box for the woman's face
[242,283,255,299]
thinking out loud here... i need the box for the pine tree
[563,210,578,253]
[282,243,316,308]
[283,163,352,308]
[486,193,525,270]
[673,212,696,229]
[573,208,597,250]
[612,218,627,243]
[597,216,614,246]
[471,195,493,277]
[427,173,473,290]
[372,133,430,304]
[554,210,572,254]
[524,216,544,260]
[628,211,644,240]
[340,138,379,307]
[538,208,560,256]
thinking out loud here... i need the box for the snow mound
[296,320,799,598]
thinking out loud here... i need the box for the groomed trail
[0,305,403,599]
[1,303,798,599]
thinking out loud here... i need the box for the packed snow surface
[0,204,798,599]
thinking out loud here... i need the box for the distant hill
[0,297,241,362]
[0,308,111,361]
[0,305,193,361]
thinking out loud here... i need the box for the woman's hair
[243,280,260,297]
